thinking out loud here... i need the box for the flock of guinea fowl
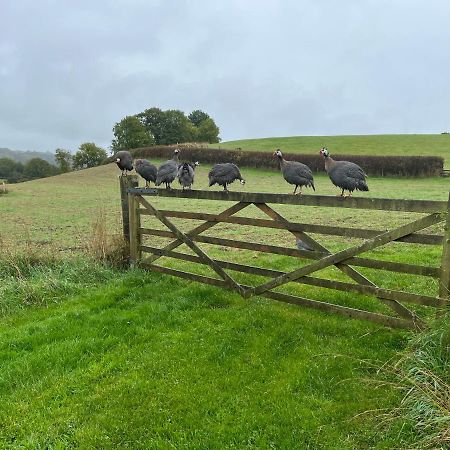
[114,147,369,197]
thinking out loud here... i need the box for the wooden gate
[121,178,449,331]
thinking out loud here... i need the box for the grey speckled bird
[208,163,245,192]
[320,147,369,197]
[114,150,133,176]
[177,161,199,190]
[156,149,180,189]
[135,159,157,187]
[274,149,315,195]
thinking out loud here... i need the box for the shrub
[119,145,444,177]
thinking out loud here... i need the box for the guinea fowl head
[319,147,329,158]
[273,149,283,159]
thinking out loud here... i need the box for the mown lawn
[221,134,450,167]
[0,260,412,449]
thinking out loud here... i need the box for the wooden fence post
[119,175,139,244]
[439,192,450,301]
[128,192,141,266]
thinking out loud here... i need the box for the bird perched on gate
[135,159,157,188]
[319,147,369,196]
[274,149,315,194]
[296,238,314,252]
[114,150,133,176]
[156,149,180,189]
[208,163,245,192]
[177,161,199,190]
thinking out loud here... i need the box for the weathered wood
[251,213,444,296]
[120,176,139,242]
[140,246,443,308]
[439,193,450,300]
[141,201,250,265]
[128,193,141,265]
[135,195,246,296]
[128,187,447,213]
[139,208,442,245]
[139,228,441,277]
[142,263,418,330]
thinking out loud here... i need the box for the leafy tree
[188,110,211,127]
[55,148,72,173]
[137,107,166,144]
[0,157,24,183]
[72,143,107,170]
[159,109,195,145]
[23,158,58,180]
[111,116,155,152]
[197,118,220,143]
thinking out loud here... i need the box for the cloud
[1,0,449,152]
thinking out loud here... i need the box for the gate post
[119,175,139,244]
[439,192,450,301]
[128,192,141,266]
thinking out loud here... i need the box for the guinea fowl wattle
[319,147,369,197]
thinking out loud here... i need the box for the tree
[188,110,211,127]
[159,109,196,145]
[55,148,72,173]
[23,158,58,180]
[137,107,166,144]
[72,143,107,170]
[0,157,24,183]
[197,117,220,143]
[111,116,155,152]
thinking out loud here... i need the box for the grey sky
[1,0,449,152]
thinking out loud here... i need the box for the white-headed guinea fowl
[135,159,157,188]
[156,149,180,189]
[114,150,133,175]
[319,147,369,197]
[274,149,315,194]
[208,163,245,192]
[177,161,199,190]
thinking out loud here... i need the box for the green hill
[221,134,450,167]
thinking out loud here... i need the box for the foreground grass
[0,259,413,449]
[221,134,450,167]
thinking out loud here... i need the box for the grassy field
[1,163,449,448]
[221,134,450,167]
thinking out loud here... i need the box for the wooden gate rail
[122,182,450,331]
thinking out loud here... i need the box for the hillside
[220,134,450,167]
[0,147,56,164]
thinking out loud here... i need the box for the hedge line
[125,145,443,177]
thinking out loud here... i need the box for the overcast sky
[1,0,449,153]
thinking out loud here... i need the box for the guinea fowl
[114,150,133,175]
[208,163,245,192]
[135,159,157,187]
[319,147,369,196]
[156,149,180,189]
[177,161,199,190]
[274,149,315,194]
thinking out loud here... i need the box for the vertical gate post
[119,175,139,244]
[128,192,141,266]
[439,192,450,301]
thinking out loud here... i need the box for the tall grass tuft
[368,318,450,448]
[85,208,129,267]
[0,182,8,195]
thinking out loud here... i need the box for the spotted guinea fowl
[319,147,368,196]
[177,161,199,190]
[114,150,133,175]
[208,163,245,192]
[135,159,157,188]
[274,149,315,194]
[156,149,180,189]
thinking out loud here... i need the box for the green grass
[1,164,449,447]
[0,259,414,448]
[220,134,450,167]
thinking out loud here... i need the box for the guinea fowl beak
[240,179,246,185]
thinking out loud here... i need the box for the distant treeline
[0,148,56,165]
[129,145,444,177]
[0,157,60,183]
